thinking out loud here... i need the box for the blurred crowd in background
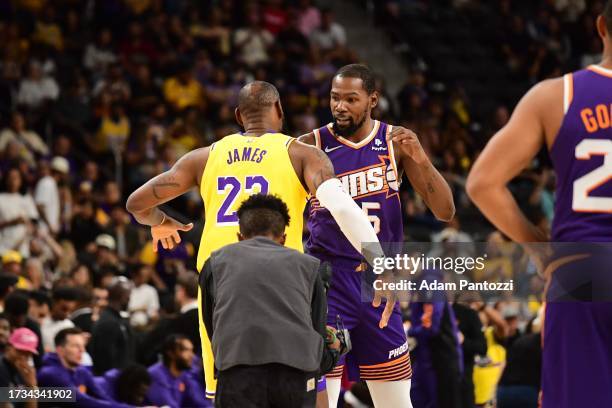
[0,0,602,406]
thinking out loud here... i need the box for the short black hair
[176,271,199,299]
[335,64,376,95]
[0,273,18,298]
[606,0,612,34]
[161,334,189,365]
[236,194,290,238]
[55,327,83,347]
[237,81,280,117]
[52,286,80,302]
[4,291,30,317]
[116,364,151,404]
[29,290,51,308]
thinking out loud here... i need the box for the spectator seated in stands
[0,328,39,389]
[38,327,130,408]
[145,334,210,408]
[0,111,48,167]
[138,270,200,365]
[127,264,159,330]
[41,286,79,352]
[3,291,44,365]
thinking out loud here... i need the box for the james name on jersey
[226,147,268,164]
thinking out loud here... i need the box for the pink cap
[9,328,39,355]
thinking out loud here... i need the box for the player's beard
[332,109,368,137]
[177,357,191,371]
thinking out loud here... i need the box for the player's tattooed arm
[126,147,209,226]
[389,127,455,221]
[289,140,336,195]
[304,144,336,194]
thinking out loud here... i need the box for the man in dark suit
[89,276,134,375]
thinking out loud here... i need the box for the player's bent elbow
[465,172,487,203]
[125,192,141,215]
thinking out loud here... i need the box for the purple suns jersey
[305,120,403,262]
[550,66,612,242]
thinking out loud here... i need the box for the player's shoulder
[512,76,564,116]
[182,146,211,163]
[527,76,565,101]
[289,136,323,156]
[297,132,316,146]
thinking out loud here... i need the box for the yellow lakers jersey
[196,132,308,269]
[196,132,308,397]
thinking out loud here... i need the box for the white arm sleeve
[316,178,384,265]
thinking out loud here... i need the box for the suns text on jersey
[337,157,397,200]
[226,147,268,164]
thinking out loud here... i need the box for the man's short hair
[237,81,280,116]
[52,286,80,302]
[606,0,612,34]
[4,291,30,316]
[176,271,199,299]
[116,364,151,403]
[55,327,83,347]
[29,290,51,307]
[237,194,291,238]
[335,64,376,95]
[161,334,189,365]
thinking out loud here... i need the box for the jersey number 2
[573,139,612,213]
[217,175,269,225]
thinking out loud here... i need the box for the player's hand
[151,214,193,252]
[387,126,428,164]
[372,272,397,329]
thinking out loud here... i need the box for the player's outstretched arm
[290,141,395,328]
[388,126,455,221]
[291,140,383,258]
[466,81,559,242]
[126,147,209,251]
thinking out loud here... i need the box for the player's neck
[600,53,612,69]
[242,124,277,137]
[343,118,375,143]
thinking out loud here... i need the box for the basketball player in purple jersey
[300,64,455,407]
[467,3,612,407]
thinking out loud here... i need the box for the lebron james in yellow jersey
[127,81,388,401]
[197,132,308,267]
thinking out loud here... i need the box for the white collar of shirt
[180,300,198,314]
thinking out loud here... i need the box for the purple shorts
[542,255,612,408]
[324,259,411,382]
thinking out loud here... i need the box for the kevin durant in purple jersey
[468,3,612,408]
[300,64,455,408]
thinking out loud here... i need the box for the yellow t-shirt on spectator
[163,78,204,110]
[97,116,130,152]
[33,22,63,50]
[473,326,506,405]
